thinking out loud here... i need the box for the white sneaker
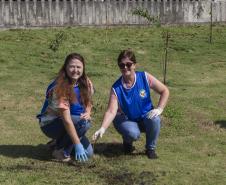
[52,149,71,162]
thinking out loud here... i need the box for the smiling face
[66,59,84,82]
[118,57,136,76]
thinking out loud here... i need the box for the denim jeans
[113,114,161,150]
[41,115,93,157]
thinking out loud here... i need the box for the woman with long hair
[37,53,94,162]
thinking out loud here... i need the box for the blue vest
[37,81,85,119]
[37,80,56,118]
[112,71,153,121]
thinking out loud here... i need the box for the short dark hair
[117,48,136,65]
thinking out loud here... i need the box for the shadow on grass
[0,144,51,161]
[93,142,144,158]
[214,120,226,128]
[0,142,145,161]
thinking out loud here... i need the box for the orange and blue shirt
[37,80,87,124]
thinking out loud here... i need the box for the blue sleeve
[36,80,56,120]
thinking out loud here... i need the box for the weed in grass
[49,31,67,52]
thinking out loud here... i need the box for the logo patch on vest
[139,89,146,98]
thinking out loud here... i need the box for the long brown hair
[54,53,92,107]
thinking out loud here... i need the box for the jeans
[113,114,161,150]
[41,115,93,157]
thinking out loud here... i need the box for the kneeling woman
[37,53,94,162]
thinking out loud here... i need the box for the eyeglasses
[118,62,133,69]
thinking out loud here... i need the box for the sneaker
[52,149,71,162]
[123,142,135,154]
[146,149,158,159]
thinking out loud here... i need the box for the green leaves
[49,31,67,52]
[131,8,161,27]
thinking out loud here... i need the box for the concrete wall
[0,0,226,28]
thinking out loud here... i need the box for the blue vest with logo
[37,81,85,119]
[112,71,153,121]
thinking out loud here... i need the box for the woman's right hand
[74,143,88,162]
[92,127,106,141]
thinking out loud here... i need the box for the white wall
[0,0,225,28]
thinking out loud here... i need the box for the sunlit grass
[0,25,226,184]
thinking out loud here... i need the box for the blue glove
[74,143,88,162]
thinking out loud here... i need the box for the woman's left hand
[80,112,91,120]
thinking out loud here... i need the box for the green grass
[0,25,226,184]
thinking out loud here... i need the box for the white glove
[92,127,106,141]
[147,107,163,119]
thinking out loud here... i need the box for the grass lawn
[0,25,226,185]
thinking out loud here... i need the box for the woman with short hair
[93,49,169,159]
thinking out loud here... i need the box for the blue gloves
[74,143,88,162]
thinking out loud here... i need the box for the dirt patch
[186,109,219,131]
[199,120,216,130]
[99,169,157,185]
